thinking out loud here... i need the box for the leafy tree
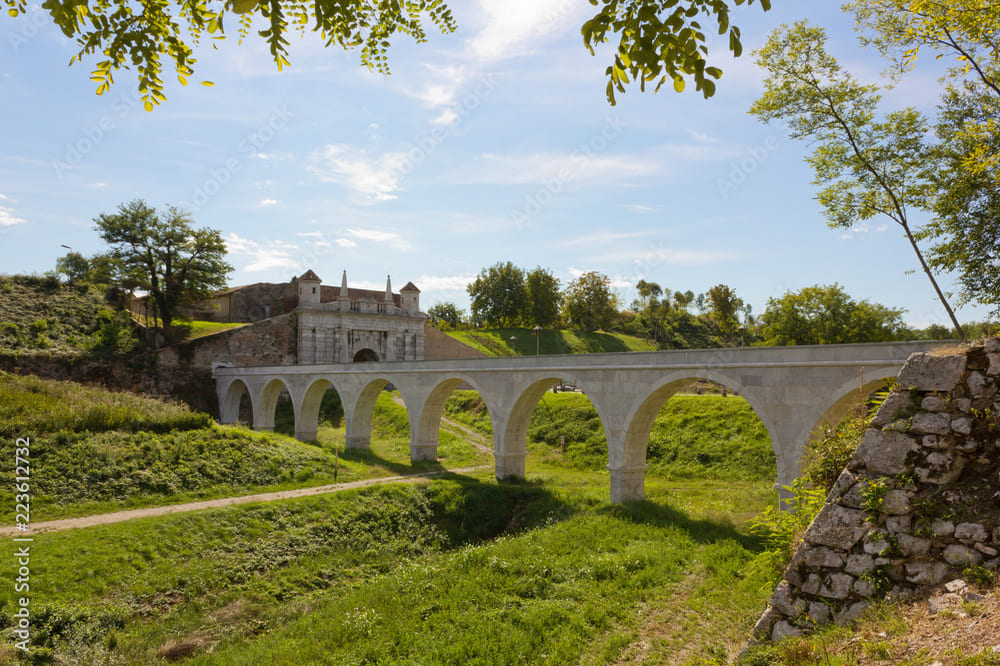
[525,267,562,328]
[760,284,906,345]
[3,0,772,108]
[563,271,618,332]
[94,199,232,333]
[55,252,91,284]
[426,301,464,329]
[466,261,527,328]
[705,283,743,339]
[846,1,1000,315]
[749,21,965,341]
[923,81,1000,316]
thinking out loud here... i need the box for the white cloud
[686,129,719,144]
[622,204,659,214]
[345,228,402,243]
[258,198,279,207]
[335,238,358,248]
[600,245,739,267]
[432,108,460,126]
[254,152,293,161]
[308,144,409,203]
[468,0,585,63]
[0,205,26,227]
[461,151,661,185]
[296,231,324,238]
[225,233,300,272]
[415,273,476,293]
[0,193,9,201]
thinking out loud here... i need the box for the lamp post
[533,325,542,355]
[738,324,747,348]
[509,335,518,355]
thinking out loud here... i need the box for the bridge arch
[220,378,253,427]
[346,377,413,449]
[621,371,776,470]
[495,376,569,479]
[296,378,347,442]
[411,376,492,462]
[254,377,294,433]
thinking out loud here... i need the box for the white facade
[294,270,425,364]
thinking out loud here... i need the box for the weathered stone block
[988,352,1000,376]
[921,435,941,449]
[882,490,911,515]
[910,413,952,435]
[835,601,871,626]
[820,573,854,600]
[905,561,950,585]
[921,395,950,412]
[975,543,998,557]
[915,452,966,485]
[853,430,917,476]
[968,372,993,399]
[854,578,876,598]
[871,391,915,428]
[826,470,857,504]
[955,398,972,413]
[932,520,956,537]
[804,547,846,568]
[751,606,780,640]
[942,544,983,566]
[986,337,1000,353]
[772,620,804,641]
[803,505,868,550]
[807,602,831,625]
[770,581,807,617]
[898,534,931,557]
[897,353,966,391]
[886,515,912,534]
[956,523,989,542]
[863,530,892,556]
[845,553,876,577]
[951,417,973,435]
[801,573,823,596]
[993,526,1000,544]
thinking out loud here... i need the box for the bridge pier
[410,437,438,462]
[608,465,646,503]
[346,435,371,449]
[495,451,526,480]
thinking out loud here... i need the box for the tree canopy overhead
[3,0,771,109]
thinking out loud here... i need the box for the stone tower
[297,269,322,307]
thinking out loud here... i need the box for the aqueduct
[214,341,948,503]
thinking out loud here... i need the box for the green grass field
[0,373,784,664]
[447,327,660,356]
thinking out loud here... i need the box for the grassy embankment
[0,373,491,523]
[0,373,786,663]
[446,327,659,356]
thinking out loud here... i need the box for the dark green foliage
[467,261,527,328]
[426,301,465,329]
[761,283,907,346]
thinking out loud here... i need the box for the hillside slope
[0,274,133,355]
[446,327,659,356]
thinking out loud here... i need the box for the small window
[312,287,316,294]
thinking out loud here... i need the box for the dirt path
[2,398,497,539]
[390,393,494,455]
[1,465,491,539]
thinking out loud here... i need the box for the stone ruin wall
[753,338,1000,642]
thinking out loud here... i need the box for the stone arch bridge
[214,341,947,503]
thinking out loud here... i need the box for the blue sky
[0,1,989,327]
